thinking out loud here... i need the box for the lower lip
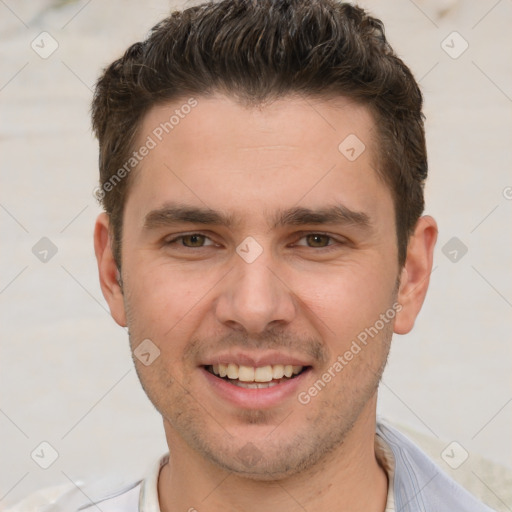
[200,367,311,409]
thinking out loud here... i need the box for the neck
[158,404,388,512]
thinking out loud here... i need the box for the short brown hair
[92,0,427,268]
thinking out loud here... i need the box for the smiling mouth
[204,363,309,389]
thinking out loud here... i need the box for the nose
[214,248,297,334]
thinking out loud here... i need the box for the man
[46,0,497,510]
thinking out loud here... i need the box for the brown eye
[164,233,217,249]
[305,234,332,247]
[181,234,207,247]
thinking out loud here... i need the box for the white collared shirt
[77,444,394,512]
[7,421,495,512]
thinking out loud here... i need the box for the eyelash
[164,232,345,251]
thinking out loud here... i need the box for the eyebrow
[273,205,371,230]
[143,202,372,232]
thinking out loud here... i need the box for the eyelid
[164,232,218,246]
[292,231,346,246]
[163,231,347,249]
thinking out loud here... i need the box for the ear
[94,213,127,327]
[394,215,438,335]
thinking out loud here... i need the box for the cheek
[123,241,398,350]
[293,260,397,341]
[123,259,219,341]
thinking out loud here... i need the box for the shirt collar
[139,434,396,512]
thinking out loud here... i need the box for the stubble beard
[126,314,393,480]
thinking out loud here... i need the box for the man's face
[108,94,402,477]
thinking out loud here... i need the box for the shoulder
[376,420,497,512]
[5,454,167,512]
[4,480,142,512]
[77,480,142,512]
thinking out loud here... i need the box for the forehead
[125,93,391,227]
[140,93,379,164]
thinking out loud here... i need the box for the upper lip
[201,350,313,368]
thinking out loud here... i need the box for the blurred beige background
[1,0,511,510]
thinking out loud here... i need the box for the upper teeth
[211,363,303,382]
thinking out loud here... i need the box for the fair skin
[95,93,437,512]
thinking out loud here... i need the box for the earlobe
[394,215,438,335]
[94,213,127,327]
